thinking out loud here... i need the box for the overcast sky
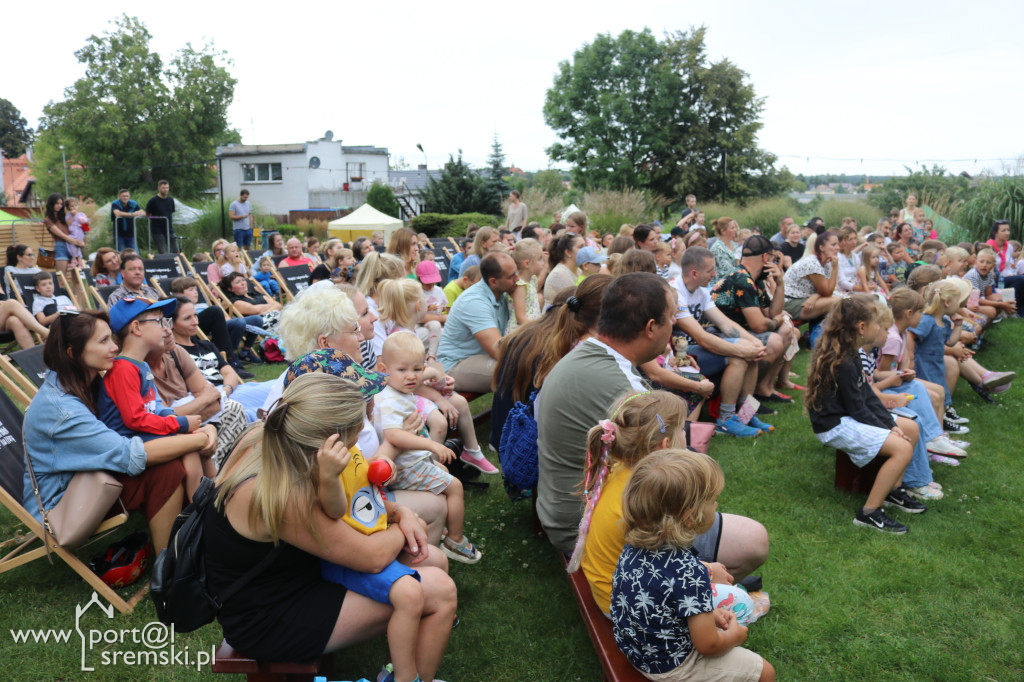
[5,0,1023,181]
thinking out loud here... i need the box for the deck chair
[89,284,121,312]
[6,345,47,388]
[246,249,265,266]
[0,381,144,614]
[275,265,312,301]
[142,258,182,283]
[271,254,287,267]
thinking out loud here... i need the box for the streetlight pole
[416,143,427,169]
[59,145,69,197]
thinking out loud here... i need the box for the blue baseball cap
[576,246,607,266]
[108,297,177,335]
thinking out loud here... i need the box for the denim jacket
[22,370,147,522]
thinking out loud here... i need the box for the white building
[216,132,389,218]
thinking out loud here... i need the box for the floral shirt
[711,264,771,327]
[611,544,712,674]
[710,238,738,279]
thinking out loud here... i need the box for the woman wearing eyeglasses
[207,239,231,286]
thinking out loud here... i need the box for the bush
[410,212,502,238]
[701,197,802,237]
[956,177,1024,242]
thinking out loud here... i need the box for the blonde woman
[207,373,456,674]
[457,226,499,278]
[710,217,739,278]
[207,239,230,285]
[355,251,406,358]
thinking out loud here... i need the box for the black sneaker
[756,403,777,416]
[235,368,256,380]
[883,487,927,514]
[853,508,908,534]
[942,418,970,435]
[237,348,263,365]
[944,406,969,424]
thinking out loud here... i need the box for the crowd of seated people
[11,197,1024,682]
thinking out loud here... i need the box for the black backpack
[150,477,280,632]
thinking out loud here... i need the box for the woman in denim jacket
[23,310,217,553]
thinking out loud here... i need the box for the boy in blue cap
[99,297,216,499]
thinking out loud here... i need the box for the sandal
[442,535,482,564]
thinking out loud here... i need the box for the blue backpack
[499,390,539,493]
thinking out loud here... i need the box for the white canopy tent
[327,203,404,241]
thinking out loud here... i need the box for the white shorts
[815,415,894,467]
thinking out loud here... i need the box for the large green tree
[544,27,786,207]
[32,15,239,200]
[422,151,493,215]
[0,99,33,159]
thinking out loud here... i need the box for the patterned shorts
[393,457,453,495]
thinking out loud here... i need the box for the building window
[346,162,366,181]
[242,162,283,183]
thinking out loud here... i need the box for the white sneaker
[927,436,967,458]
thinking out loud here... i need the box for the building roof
[216,141,389,158]
[389,169,442,193]
[216,143,305,157]
[341,145,388,156]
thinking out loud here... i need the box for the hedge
[411,213,503,238]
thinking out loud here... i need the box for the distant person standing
[679,193,698,221]
[145,180,176,253]
[229,189,253,248]
[111,189,145,251]
[505,190,528,238]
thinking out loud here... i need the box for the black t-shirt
[780,241,804,266]
[146,195,175,233]
[179,338,227,385]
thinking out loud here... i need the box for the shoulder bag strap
[23,443,54,562]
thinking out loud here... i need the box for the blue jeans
[882,379,938,489]
[116,233,136,251]
[233,229,252,248]
[227,315,263,351]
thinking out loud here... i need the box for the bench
[211,639,333,681]
[561,556,646,682]
[834,449,882,494]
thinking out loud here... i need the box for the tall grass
[579,188,671,235]
[701,197,803,238]
[813,199,883,232]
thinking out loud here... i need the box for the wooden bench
[562,556,646,682]
[834,449,883,494]
[211,639,333,681]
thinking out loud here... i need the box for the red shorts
[114,459,186,520]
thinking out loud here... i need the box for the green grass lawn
[2,322,1023,681]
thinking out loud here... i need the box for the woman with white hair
[260,284,448,543]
